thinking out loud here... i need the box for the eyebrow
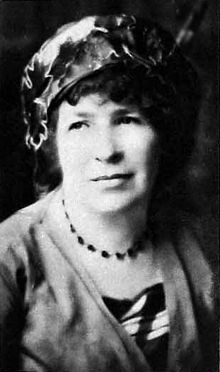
[113,108,138,116]
[73,108,139,118]
[73,111,92,118]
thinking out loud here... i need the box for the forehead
[58,93,142,118]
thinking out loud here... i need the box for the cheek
[125,129,159,169]
[57,137,87,176]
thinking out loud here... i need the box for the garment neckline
[102,282,164,303]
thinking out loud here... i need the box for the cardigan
[0,190,217,372]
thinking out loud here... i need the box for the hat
[21,14,195,150]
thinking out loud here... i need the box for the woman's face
[56,93,159,214]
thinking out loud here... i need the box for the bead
[127,248,135,257]
[62,198,147,260]
[78,236,84,245]
[87,244,96,252]
[101,250,110,258]
[115,252,126,260]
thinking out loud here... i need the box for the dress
[0,190,217,372]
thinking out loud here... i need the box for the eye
[68,121,89,131]
[115,116,141,125]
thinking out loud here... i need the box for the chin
[85,192,146,214]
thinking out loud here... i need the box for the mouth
[91,173,133,182]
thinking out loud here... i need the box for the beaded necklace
[62,199,149,260]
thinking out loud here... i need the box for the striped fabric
[103,283,170,371]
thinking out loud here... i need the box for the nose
[94,128,123,164]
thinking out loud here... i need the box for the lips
[91,173,133,182]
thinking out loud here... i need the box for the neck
[60,192,149,255]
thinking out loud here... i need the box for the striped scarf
[103,283,169,371]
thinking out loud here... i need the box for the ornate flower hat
[21,14,196,150]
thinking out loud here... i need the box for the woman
[0,14,216,372]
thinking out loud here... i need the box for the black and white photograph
[0,1,218,371]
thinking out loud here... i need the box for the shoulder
[153,205,214,273]
[174,213,215,283]
[175,221,214,293]
[154,206,216,311]
[0,191,55,239]
[0,191,56,268]
[171,213,217,334]
[172,212,215,297]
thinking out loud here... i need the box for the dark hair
[34,61,200,201]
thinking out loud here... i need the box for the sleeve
[0,233,27,371]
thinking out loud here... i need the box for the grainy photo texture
[0,1,218,372]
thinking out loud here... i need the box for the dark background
[0,0,218,264]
